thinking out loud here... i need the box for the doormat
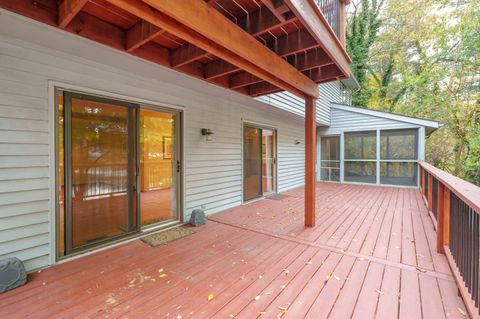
[266,193,290,200]
[141,227,194,247]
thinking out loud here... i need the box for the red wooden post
[420,166,424,194]
[427,173,433,211]
[305,94,316,227]
[436,182,445,253]
[443,187,450,247]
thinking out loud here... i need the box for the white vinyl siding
[0,11,306,271]
[256,81,343,126]
[320,104,422,135]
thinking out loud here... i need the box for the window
[344,131,377,184]
[380,129,419,186]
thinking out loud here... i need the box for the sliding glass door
[139,109,178,226]
[58,90,180,257]
[243,124,276,201]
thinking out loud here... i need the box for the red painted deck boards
[0,183,468,318]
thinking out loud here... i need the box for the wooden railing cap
[419,161,480,214]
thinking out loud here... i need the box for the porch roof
[0,183,466,318]
[0,0,351,99]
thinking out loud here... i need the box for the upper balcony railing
[419,162,480,318]
[315,0,342,39]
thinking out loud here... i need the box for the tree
[346,0,384,106]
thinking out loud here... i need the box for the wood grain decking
[0,183,468,318]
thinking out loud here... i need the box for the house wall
[0,11,307,271]
[256,81,343,126]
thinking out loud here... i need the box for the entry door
[63,92,137,255]
[320,136,340,182]
[243,125,276,201]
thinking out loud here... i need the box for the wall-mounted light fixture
[201,128,214,141]
[294,140,301,145]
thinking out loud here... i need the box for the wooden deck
[0,183,468,318]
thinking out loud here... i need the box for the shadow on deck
[0,183,467,318]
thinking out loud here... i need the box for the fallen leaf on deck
[280,285,286,289]
[325,274,331,281]
[240,274,246,280]
[375,289,384,295]
[259,311,267,315]
[284,270,290,275]
[333,275,341,281]
[305,261,312,265]
[259,275,263,279]
[158,268,164,273]
[207,293,215,301]
[410,239,415,243]
[415,267,427,273]
[159,274,168,278]
[229,315,236,318]
[457,308,467,317]
[254,295,261,301]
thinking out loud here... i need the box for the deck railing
[419,162,480,318]
[315,0,342,38]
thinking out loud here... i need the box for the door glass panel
[262,129,275,194]
[244,126,262,201]
[320,136,340,182]
[70,96,134,249]
[139,109,177,226]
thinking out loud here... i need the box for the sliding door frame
[241,120,278,203]
[62,91,140,256]
[51,82,185,262]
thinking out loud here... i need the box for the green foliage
[346,0,383,106]
[346,0,480,185]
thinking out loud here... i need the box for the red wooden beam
[206,28,317,80]
[171,7,298,70]
[58,0,89,28]
[284,0,351,77]
[231,49,333,89]
[126,20,164,52]
[129,0,317,97]
[305,94,316,227]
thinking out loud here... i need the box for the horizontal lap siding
[0,12,305,270]
[0,61,50,271]
[256,81,341,126]
[319,107,420,135]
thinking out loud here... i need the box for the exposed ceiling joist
[126,20,164,52]
[170,5,298,70]
[258,0,286,22]
[135,0,318,97]
[58,0,88,28]
[284,0,351,77]
[205,28,317,80]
